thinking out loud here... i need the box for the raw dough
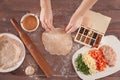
[0,35,22,69]
[42,28,73,55]
[25,66,35,75]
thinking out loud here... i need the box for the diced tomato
[89,49,107,71]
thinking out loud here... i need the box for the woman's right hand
[40,8,54,32]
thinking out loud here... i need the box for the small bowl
[0,33,26,72]
[20,13,39,32]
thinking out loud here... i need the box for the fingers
[65,23,72,32]
[47,19,55,31]
[66,26,79,33]
[41,19,54,32]
[66,17,83,33]
[41,22,51,32]
[65,23,78,33]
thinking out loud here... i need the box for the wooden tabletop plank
[0,0,120,80]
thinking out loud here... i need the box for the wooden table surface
[0,0,120,80]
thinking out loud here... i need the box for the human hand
[40,9,54,32]
[65,15,83,33]
[65,0,97,33]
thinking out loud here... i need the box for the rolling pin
[10,18,53,77]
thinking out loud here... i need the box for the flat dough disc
[0,35,22,69]
[42,28,73,55]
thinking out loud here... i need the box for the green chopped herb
[75,54,90,75]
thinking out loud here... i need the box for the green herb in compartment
[81,36,86,42]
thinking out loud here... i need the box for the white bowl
[20,13,39,32]
[0,33,26,72]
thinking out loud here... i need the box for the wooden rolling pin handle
[10,18,23,33]
[10,18,53,77]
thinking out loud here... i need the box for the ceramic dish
[20,13,39,32]
[72,35,120,80]
[0,33,26,72]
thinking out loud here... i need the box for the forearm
[73,0,97,18]
[40,0,52,10]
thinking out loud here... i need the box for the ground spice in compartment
[93,32,98,39]
[94,34,102,47]
[79,27,85,34]
[76,34,81,40]
[85,37,90,44]
[90,39,95,46]
[81,36,86,42]
[22,15,37,30]
[88,31,94,37]
[84,29,89,35]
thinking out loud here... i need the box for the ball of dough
[25,66,35,75]
[42,28,73,55]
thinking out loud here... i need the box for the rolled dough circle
[42,28,73,55]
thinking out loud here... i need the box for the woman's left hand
[65,15,83,33]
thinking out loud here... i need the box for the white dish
[20,13,39,32]
[72,35,120,80]
[0,33,26,72]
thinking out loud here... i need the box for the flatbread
[0,35,22,69]
[42,28,73,55]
